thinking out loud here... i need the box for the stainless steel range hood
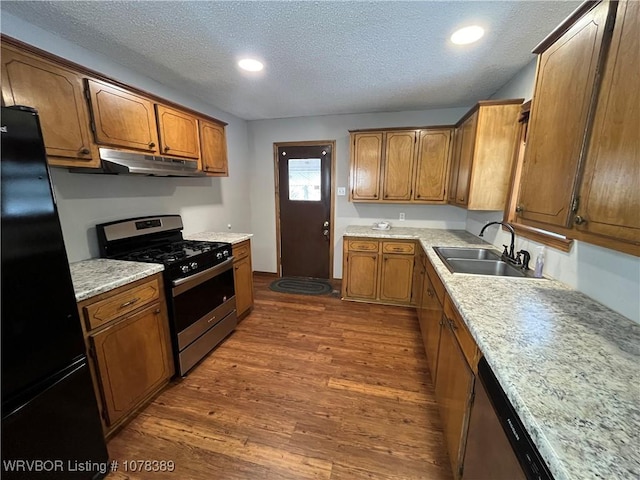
[70,148,206,177]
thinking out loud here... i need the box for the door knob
[323,221,329,228]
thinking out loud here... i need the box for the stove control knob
[223,250,230,257]
[216,252,223,260]
[180,265,190,274]
[189,262,198,270]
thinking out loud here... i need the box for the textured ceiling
[1,1,580,121]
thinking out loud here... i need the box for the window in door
[288,158,322,201]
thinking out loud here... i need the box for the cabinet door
[89,303,173,426]
[448,127,464,204]
[435,323,475,479]
[350,132,383,200]
[199,120,228,175]
[455,112,478,206]
[86,79,159,153]
[576,0,639,249]
[419,272,443,381]
[1,47,97,167]
[517,1,613,228]
[345,252,379,299]
[234,255,254,318]
[382,130,416,201]
[379,253,414,303]
[156,104,200,159]
[414,129,452,202]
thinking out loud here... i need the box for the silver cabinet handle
[119,297,140,309]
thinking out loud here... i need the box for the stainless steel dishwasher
[463,357,553,480]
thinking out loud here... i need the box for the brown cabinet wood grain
[382,130,416,201]
[350,132,383,200]
[156,104,200,159]
[575,0,639,251]
[86,79,160,153]
[1,45,98,167]
[78,273,174,437]
[199,119,229,175]
[343,238,418,306]
[344,251,379,300]
[414,129,452,202]
[233,240,254,319]
[418,256,443,382]
[350,128,452,204]
[449,101,522,210]
[435,317,475,480]
[89,302,173,427]
[448,127,464,204]
[517,0,613,228]
[379,253,414,304]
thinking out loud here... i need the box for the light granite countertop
[185,232,253,245]
[345,225,640,480]
[70,258,164,302]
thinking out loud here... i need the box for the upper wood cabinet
[350,127,453,204]
[574,0,639,250]
[199,119,229,176]
[449,100,522,210]
[86,79,160,154]
[350,132,383,200]
[1,45,98,167]
[415,129,452,202]
[516,0,614,228]
[156,104,200,159]
[382,130,416,201]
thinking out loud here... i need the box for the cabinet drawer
[83,278,160,331]
[348,240,379,252]
[444,296,478,370]
[382,241,415,254]
[424,254,445,304]
[233,240,251,260]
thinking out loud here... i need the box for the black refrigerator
[1,106,109,479]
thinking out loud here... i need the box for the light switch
[337,187,346,196]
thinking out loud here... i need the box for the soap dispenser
[534,246,545,278]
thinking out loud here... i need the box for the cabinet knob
[164,146,171,152]
[154,308,160,314]
[79,148,90,155]
[427,288,433,297]
[515,204,524,213]
[149,142,156,148]
[574,215,587,225]
[416,194,421,198]
[458,197,465,202]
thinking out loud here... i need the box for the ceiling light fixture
[450,25,485,45]
[238,58,264,72]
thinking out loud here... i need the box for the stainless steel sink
[433,247,501,260]
[445,258,526,277]
[433,246,532,278]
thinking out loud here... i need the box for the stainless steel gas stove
[96,215,237,375]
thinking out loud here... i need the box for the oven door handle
[172,257,235,294]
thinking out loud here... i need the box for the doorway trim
[273,140,336,279]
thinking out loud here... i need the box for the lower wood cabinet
[233,239,254,319]
[342,237,417,306]
[416,248,480,479]
[78,273,174,437]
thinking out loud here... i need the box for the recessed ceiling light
[450,25,485,45]
[238,58,264,72]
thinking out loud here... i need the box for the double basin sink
[434,247,533,278]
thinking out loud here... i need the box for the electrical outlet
[399,212,405,221]
[337,187,346,196]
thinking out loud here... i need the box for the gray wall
[246,108,470,276]
[466,58,640,323]
[1,12,252,262]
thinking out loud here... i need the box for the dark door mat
[269,277,333,296]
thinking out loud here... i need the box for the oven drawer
[83,278,160,331]
[177,297,236,350]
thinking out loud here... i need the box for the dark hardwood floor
[106,274,452,479]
